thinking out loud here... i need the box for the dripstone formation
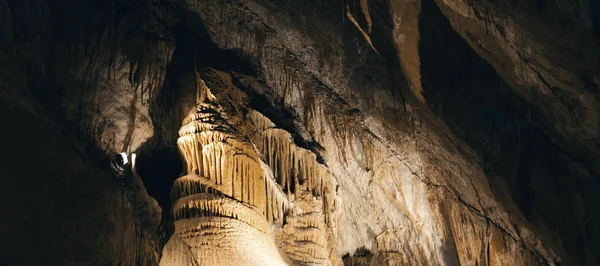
[1,0,598,265]
[161,74,340,265]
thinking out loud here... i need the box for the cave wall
[164,1,566,264]
[0,0,169,264]
[432,0,600,173]
[421,0,600,264]
[0,55,161,265]
[1,0,598,265]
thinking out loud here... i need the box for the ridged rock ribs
[167,73,340,265]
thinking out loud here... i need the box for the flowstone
[160,73,340,265]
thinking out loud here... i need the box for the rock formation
[0,0,598,265]
[161,71,340,265]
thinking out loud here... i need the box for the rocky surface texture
[1,0,598,265]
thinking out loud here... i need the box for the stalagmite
[162,73,341,265]
[172,193,271,234]
[164,74,290,266]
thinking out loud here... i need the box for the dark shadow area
[171,5,259,76]
[341,247,374,266]
[419,0,600,264]
[420,0,528,153]
[135,148,183,210]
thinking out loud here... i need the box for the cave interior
[1,0,599,265]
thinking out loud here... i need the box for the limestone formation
[163,73,340,265]
[1,0,598,265]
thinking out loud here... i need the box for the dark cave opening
[135,148,183,211]
[134,147,182,251]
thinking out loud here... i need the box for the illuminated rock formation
[4,0,598,265]
[162,79,286,265]
[248,110,341,265]
[162,74,340,265]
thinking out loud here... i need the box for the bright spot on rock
[120,152,129,165]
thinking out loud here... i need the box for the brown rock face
[424,0,600,264]
[159,70,340,265]
[1,0,598,265]
[432,0,600,168]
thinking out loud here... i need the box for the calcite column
[160,73,341,266]
[162,85,289,265]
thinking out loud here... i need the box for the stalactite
[248,110,340,227]
[166,71,343,264]
[172,75,307,230]
[346,4,380,55]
